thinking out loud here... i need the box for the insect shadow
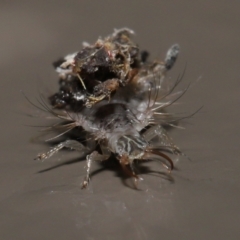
[36,152,175,189]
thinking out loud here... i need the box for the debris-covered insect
[34,28,186,188]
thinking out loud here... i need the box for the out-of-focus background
[0,1,239,239]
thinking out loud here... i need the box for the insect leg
[81,150,111,189]
[143,125,181,154]
[35,140,90,161]
[118,156,141,189]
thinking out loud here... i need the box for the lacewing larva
[33,28,187,188]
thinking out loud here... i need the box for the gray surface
[0,1,239,239]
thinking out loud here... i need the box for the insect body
[35,28,183,188]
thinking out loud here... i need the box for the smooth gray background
[0,1,239,239]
